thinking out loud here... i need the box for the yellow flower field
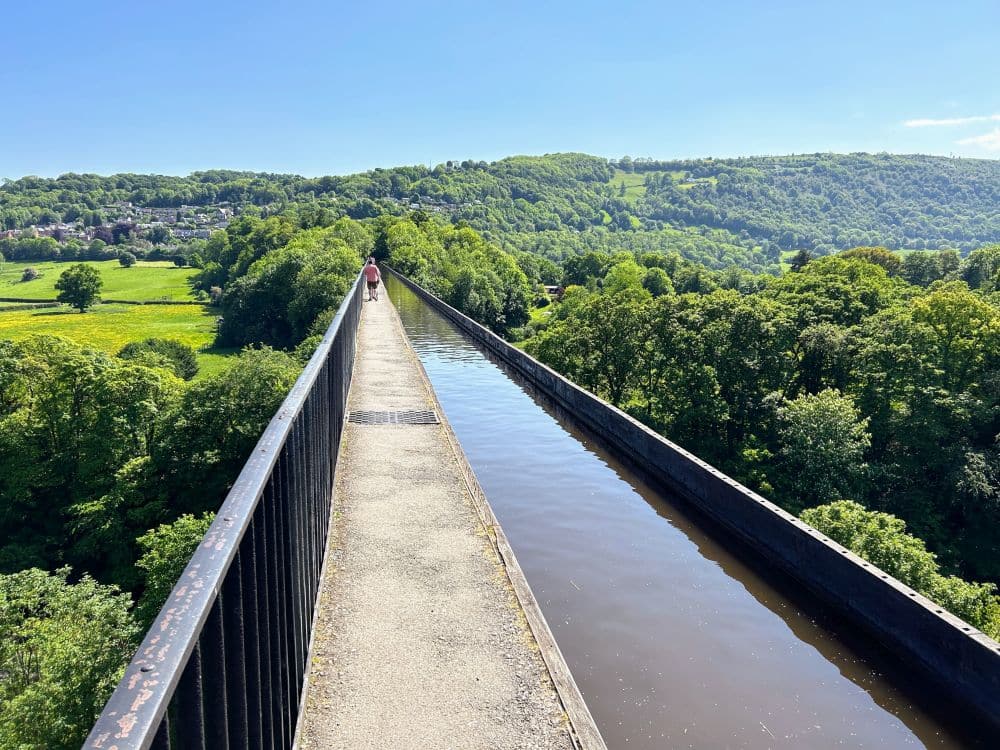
[0,304,234,377]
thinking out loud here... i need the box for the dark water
[386,277,980,749]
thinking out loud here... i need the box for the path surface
[298,294,576,750]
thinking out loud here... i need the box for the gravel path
[298,294,575,750]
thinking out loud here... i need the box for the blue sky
[3,0,999,177]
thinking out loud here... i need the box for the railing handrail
[85,271,365,749]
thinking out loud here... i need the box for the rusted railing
[85,273,365,750]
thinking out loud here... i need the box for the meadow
[611,169,648,200]
[0,260,199,302]
[779,249,798,272]
[0,301,233,378]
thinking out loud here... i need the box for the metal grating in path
[348,409,440,425]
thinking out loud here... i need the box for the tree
[562,251,611,286]
[328,216,375,258]
[603,258,648,296]
[118,338,200,380]
[119,251,136,267]
[791,323,851,395]
[147,226,171,245]
[960,244,1000,290]
[788,249,814,271]
[776,389,871,510]
[134,513,214,628]
[911,281,1000,391]
[55,263,102,311]
[901,250,945,287]
[642,266,673,297]
[87,238,112,260]
[111,222,135,245]
[151,348,301,513]
[218,227,360,349]
[61,239,82,261]
[838,246,902,276]
[0,567,139,750]
[695,291,796,455]
[526,289,650,407]
[0,337,182,581]
[767,256,898,328]
[802,501,1000,638]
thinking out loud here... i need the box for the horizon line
[2,148,997,182]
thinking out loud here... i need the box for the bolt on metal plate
[348,410,440,425]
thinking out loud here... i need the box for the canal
[386,276,981,749]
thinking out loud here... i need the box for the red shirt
[363,264,380,282]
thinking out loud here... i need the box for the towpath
[298,292,583,749]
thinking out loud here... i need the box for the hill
[3,153,999,273]
[626,153,1000,253]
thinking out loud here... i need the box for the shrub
[119,252,137,268]
[118,338,199,380]
[20,267,39,282]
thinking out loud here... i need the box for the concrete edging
[290,286,365,750]
[388,268,1000,739]
[385,291,608,750]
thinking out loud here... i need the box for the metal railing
[85,273,365,750]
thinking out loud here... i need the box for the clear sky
[3,0,999,178]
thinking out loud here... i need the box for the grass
[780,249,798,273]
[611,169,649,200]
[0,303,234,378]
[529,304,553,326]
[669,170,717,191]
[610,168,718,197]
[0,260,199,302]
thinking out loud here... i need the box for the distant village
[0,202,233,244]
[0,193,491,246]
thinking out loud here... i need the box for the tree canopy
[520,245,1000,591]
[0,567,138,750]
[6,153,998,273]
[54,263,102,312]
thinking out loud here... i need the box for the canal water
[386,276,980,749]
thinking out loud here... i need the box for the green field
[0,303,233,378]
[0,260,199,302]
[611,168,718,198]
[611,169,649,200]
[669,170,718,190]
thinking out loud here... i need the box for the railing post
[202,602,230,749]
[222,552,249,748]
